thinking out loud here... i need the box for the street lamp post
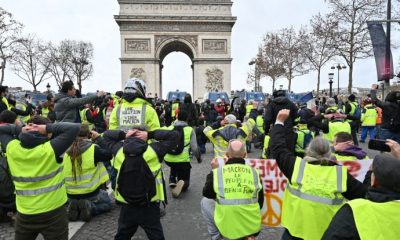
[328,73,334,97]
[249,60,259,92]
[331,64,347,95]
[46,83,51,93]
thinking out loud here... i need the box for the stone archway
[115,0,236,100]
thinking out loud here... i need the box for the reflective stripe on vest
[323,121,351,143]
[281,158,347,240]
[116,103,147,132]
[6,140,66,214]
[113,146,164,203]
[165,126,193,162]
[216,166,259,205]
[63,145,109,194]
[213,163,262,239]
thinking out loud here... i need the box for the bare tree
[0,7,23,85]
[301,13,338,94]
[279,27,309,92]
[10,35,51,91]
[45,40,74,90]
[327,0,385,93]
[257,34,286,93]
[69,41,93,92]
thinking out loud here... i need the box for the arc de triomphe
[115,0,236,100]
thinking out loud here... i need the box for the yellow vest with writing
[7,140,66,215]
[213,164,262,239]
[63,144,109,195]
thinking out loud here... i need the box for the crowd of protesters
[0,78,399,240]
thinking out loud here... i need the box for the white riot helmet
[124,78,146,97]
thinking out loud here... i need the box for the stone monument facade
[115,0,236,100]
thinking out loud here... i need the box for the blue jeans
[90,190,112,216]
[380,128,400,143]
[361,126,375,142]
[198,143,206,154]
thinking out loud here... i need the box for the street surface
[0,142,378,240]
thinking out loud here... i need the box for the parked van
[203,92,230,104]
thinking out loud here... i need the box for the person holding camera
[370,84,400,143]
[322,139,400,239]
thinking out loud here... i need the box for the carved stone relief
[130,68,146,81]
[120,3,231,15]
[125,39,151,53]
[120,22,233,32]
[155,35,198,51]
[205,67,224,91]
[203,39,227,53]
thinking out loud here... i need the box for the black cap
[348,94,356,101]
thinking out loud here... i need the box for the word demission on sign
[121,108,142,125]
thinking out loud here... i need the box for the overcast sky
[1,0,396,98]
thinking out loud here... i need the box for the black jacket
[322,187,400,240]
[371,89,400,132]
[269,124,368,199]
[264,97,298,134]
[202,158,264,209]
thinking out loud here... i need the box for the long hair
[69,124,90,182]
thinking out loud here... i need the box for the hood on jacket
[123,137,148,156]
[336,145,367,159]
[272,97,291,105]
[173,120,188,127]
[18,132,48,149]
[66,139,92,156]
[213,125,246,142]
[184,94,193,104]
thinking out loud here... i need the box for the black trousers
[15,205,68,240]
[115,203,165,240]
[165,162,191,191]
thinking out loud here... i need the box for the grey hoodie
[54,92,98,123]
[173,120,200,161]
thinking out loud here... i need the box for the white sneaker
[172,180,184,198]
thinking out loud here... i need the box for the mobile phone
[368,139,391,152]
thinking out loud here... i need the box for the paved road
[0,141,378,240]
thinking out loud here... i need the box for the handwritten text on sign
[246,159,373,227]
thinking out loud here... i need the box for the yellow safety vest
[295,129,313,154]
[245,104,253,116]
[281,158,347,240]
[15,102,30,123]
[213,164,262,239]
[109,98,160,132]
[204,119,255,158]
[361,104,377,127]
[171,103,179,117]
[348,199,400,240]
[7,140,66,215]
[256,115,264,134]
[113,146,164,203]
[1,96,11,110]
[63,144,109,195]
[262,135,270,159]
[42,107,50,118]
[80,108,94,130]
[164,126,192,163]
[333,153,368,161]
[323,121,351,143]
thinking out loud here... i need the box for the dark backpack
[117,153,159,207]
[299,130,313,149]
[0,153,15,208]
[169,126,189,155]
[351,103,362,120]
